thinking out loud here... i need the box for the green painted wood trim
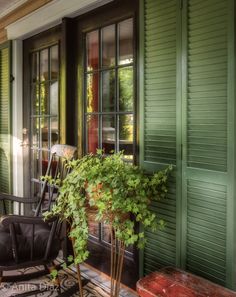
[226,0,235,289]
[0,41,13,196]
[180,0,188,269]
[175,0,183,268]
[8,40,13,196]
[139,0,145,278]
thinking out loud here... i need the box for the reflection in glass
[31,149,40,179]
[42,150,49,176]
[88,219,99,238]
[87,30,99,71]
[40,83,49,115]
[119,67,133,111]
[87,115,99,154]
[31,52,39,83]
[32,118,40,148]
[87,73,99,112]
[102,25,115,68]
[102,223,111,243]
[40,49,48,81]
[118,18,133,65]
[32,84,40,115]
[50,81,58,116]
[119,115,133,159]
[102,70,115,111]
[31,181,41,199]
[41,118,49,149]
[50,45,59,79]
[51,117,59,145]
[102,116,115,154]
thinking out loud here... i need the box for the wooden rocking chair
[0,144,77,294]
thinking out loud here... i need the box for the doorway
[76,0,139,288]
[23,27,61,201]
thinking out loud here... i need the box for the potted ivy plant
[44,150,172,297]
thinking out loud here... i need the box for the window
[30,44,59,197]
[85,18,135,161]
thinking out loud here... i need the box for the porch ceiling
[0,0,27,18]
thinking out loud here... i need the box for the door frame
[23,25,62,197]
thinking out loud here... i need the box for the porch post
[12,39,24,203]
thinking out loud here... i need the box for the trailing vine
[44,150,172,265]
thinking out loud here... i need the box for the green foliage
[44,151,172,264]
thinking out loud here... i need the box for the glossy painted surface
[137,268,236,297]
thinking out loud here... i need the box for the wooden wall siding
[141,0,177,275]
[0,0,52,44]
[141,0,235,289]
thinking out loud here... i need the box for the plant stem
[71,237,83,297]
[110,225,114,297]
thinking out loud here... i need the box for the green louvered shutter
[140,0,177,275]
[183,0,229,286]
[0,42,12,212]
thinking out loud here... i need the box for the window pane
[31,149,40,179]
[40,83,49,115]
[32,84,40,115]
[32,118,40,148]
[50,81,58,116]
[50,45,59,80]
[102,116,115,154]
[102,25,115,68]
[41,118,49,149]
[31,52,39,83]
[87,115,99,154]
[119,114,133,159]
[118,18,133,65]
[51,117,59,145]
[102,70,115,111]
[119,67,133,112]
[42,150,49,176]
[87,73,99,112]
[40,49,49,82]
[87,30,99,71]
[102,223,111,243]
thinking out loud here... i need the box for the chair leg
[0,271,2,285]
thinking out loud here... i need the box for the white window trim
[6,0,113,40]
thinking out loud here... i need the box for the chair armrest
[0,215,57,227]
[0,192,39,204]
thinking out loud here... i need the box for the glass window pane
[87,115,99,154]
[31,149,40,179]
[118,18,133,65]
[51,117,59,146]
[119,114,133,160]
[50,81,58,116]
[102,25,115,68]
[87,30,99,71]
[31,84,40,115]
[31,182,41,199]
[50,45,59,80]
[32,118,40,148]
[40,83,49,115]
[42,150,49,176]
[102,70,115,112]
[40,49,49,82]
[31,52,39,83]
[102,115,115,154]
[119,67,133,112]
[41,118,49,149]
[102,223,111,243]
[87,73,99,112]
